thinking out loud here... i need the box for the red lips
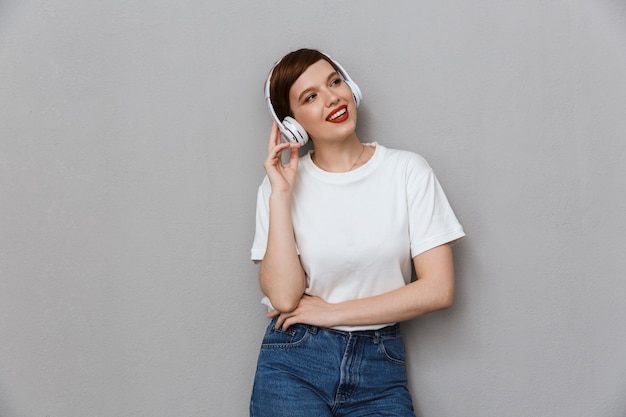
[326,105,348,123]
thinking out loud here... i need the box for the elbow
[438,287,455,310]
[259,284,302,313]
[439,292,454,310]
[269,295,301,314]
[429,281,454,311]
[259,264,305,313]
[259,272,303,313]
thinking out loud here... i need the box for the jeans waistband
[296,322,401,338]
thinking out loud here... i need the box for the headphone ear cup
[282,116,308,146]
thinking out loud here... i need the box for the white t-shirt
[251,143,465,331]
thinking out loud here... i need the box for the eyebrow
[297,71,339,103]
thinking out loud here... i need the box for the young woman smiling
[250,48,465,417]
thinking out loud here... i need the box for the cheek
[292,107,321,129]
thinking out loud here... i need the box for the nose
[325,90,340,107]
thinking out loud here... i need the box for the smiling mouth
[326,105,348,123]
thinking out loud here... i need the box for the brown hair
[269,49,341,121]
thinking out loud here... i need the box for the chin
[308,118,358,142]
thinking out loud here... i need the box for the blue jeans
[250,318,415,416]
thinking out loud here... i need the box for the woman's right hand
[264,122,301,193]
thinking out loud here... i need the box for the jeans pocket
[380,335,406,365]
[261,323,309,349]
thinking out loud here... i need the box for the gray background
[1,1,625,416]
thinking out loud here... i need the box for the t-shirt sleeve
[406,154,465,257]
[250,176,271,262]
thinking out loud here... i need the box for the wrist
[269,190,293,204]
[329,301,350,327]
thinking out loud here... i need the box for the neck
[311,135,367,173]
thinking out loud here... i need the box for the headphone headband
[264,51,362,145]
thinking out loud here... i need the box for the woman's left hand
[268,295,338,330]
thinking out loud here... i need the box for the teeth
[328,108,346,121]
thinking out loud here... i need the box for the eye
[303,93,317,103]
[330,77,343,87]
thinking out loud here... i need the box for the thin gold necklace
[313,144,366,172]
[349,144,366,171]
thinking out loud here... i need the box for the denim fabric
[250,318,415,417]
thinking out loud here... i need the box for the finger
[269,141,292,157]
[282,314,301,331]
[267,122,281,153]
[275,314,287,330]
[280,316,292,331]
[288,143,300,169]
[264,142,289,167]
[266,309,279,318]
[274,142,293,157]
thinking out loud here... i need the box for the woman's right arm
[258,122,306,313]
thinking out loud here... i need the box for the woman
[250,48,465,416]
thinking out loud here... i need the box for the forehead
[289,59,337,98]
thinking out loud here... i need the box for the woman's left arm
[272,243,456,330]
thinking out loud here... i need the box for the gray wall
[1,1,625,416]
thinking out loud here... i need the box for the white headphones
[264,52,362,146]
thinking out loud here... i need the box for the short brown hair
[268,49,341,121]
